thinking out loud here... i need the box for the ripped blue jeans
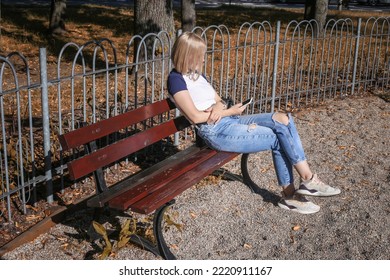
[197,113,306,187]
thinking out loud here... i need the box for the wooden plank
[67,116,190,180]
[87,145,204,208]
[124,151,239,214]
[58,98,176,151]
[107,148,218,210]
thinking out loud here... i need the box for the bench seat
[109,147,238,213]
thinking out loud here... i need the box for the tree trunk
[133,0,175,69]
[49,0,67,35]
[181,0,196,32]
[304,0,328,35]
[134,0,175,37]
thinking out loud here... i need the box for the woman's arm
[172,90,212,124]
[208,93,248,124]
[173,90,249,125]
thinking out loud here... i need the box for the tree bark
[134,0,175,38]
[181,0,196,32]
[133,0,175,68]
[304,0,328,35]
[49,0,67,35]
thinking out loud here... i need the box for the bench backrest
[58,98,191,181]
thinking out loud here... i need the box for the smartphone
[240,97,253,107]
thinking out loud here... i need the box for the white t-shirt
[168,70,216,111]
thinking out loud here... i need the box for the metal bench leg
[241,153,264,194]
[153,200,177,260]
[129,234,161,257]
[127,201,177,260]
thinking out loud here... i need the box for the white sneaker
[277,193,320,214]
[296,174,341,197]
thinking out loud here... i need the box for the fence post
[351,18,362,96]
[271,21,281,113]
[39,48,53,204]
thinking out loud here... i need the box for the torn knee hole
[247,123,257,131]
[273,113,289,125]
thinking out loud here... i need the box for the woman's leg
[237,112,313,182]
[270,112,341,197]
[267,113,340,198]
[272,113,313,181]
[198,115,295,187]
[198,115,321,214]
[210,112,315,185]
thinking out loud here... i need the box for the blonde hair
[171,32,206,80]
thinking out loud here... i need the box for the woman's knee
[272,112,289,125]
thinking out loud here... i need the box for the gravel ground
[1,94,389,260]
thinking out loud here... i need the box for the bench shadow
[213,167,281,206]
[249,184,281,206]
[60,206,159,260]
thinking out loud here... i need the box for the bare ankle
[302,173,314,181]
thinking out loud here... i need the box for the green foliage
[164,213,183,233]
[92,212,183,259]
[92,219,136,260]
[92,221,113,259]
[117,219,136,249]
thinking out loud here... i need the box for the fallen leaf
[56,236,68,242]
[164,213,183,232]
[92,221,107,236]
[292,225,301,231]
[189,211,197,219]
[25,215,41,221]
[26,205,38,212]
[334,165,344,171]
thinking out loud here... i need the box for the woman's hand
[206,104,223,124]
[230,103,248,115]
[206,102,248,124]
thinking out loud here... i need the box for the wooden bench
[58,98,259,259]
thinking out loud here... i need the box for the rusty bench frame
[58,98,259,259]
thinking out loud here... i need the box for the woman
[167,32,340,214]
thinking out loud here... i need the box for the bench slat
[58,99,176,151]
[67,116,190,180]
[106,148,218,210]
[111,151,239,214]
[87,145,204,208]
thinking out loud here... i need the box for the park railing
[0,17,389,222]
